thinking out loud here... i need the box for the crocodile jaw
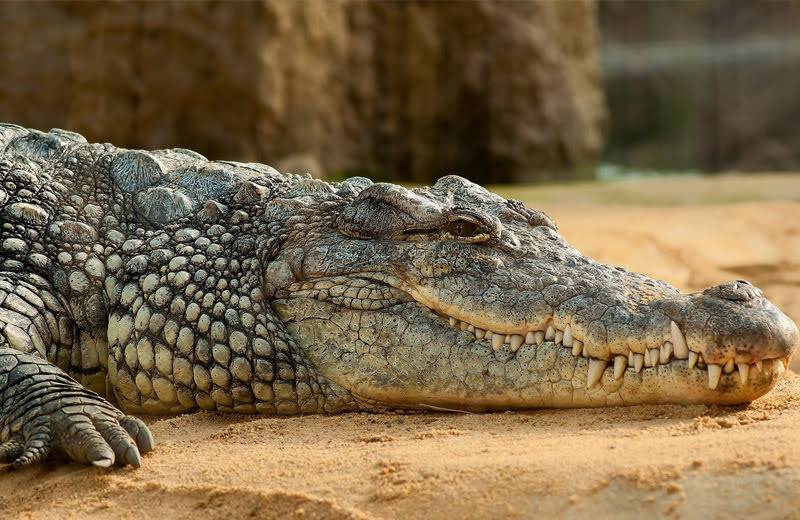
[270,258,796,408]
[273,294,792,410]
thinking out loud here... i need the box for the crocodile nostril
[703,280,763,302]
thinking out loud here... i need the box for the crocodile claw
[0,349,154,469]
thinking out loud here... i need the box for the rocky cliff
[0,1,606,183]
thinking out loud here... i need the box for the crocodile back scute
[110,147,285,227]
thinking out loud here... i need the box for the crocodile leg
[0,348,153,468]
[0,276,153,468]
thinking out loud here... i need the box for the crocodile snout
[681,281,798,366]
[652,278,797,382]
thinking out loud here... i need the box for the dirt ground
[2,173,800,519]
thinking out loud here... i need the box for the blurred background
[2,0,800,183]
[0,0,603,183]
[600,1,800,176]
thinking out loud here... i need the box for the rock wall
[0,1,606,183]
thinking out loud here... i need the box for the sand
[3,173,800,519]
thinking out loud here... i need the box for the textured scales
[0,124,796,468]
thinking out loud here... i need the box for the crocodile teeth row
[448,316,542,354]
[448,317,775,390]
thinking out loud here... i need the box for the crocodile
[0,124,796,469]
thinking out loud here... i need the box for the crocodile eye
[447,219,479,237]
[443,207,500,243]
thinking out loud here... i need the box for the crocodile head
[269,175,797,410]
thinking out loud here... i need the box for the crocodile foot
[0,349,153,468]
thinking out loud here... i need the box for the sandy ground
[3,173,800,519]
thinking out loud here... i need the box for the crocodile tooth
[467,324,475,333]
[485,331,493,340]
[504,334,511,344]
[510,334,524,352]
[555,330,564,345]
[628,351,635,366]
[460,321,469,332]
[492,333,504,351]
[688,351,699,369]
[525,331,536,344]
[723,359,735,374]
[572,341,582,357]
[644,349,654,368]
[587,358,607,389]
[660,341,673,364]
[449,317,458,327]
[545,326,555,340]
[708,364,722,389]
[634,353,644,372]
[671,321,689,359]
[614,355,627,380]
[650,349,660,367]
[475,328,486,339]
[578,341,587,357]
[563,325,573,348]
[755,360,762,372]
[534,331,545,345]
[737,363,749,384]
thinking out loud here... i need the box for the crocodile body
[0,124,796,468]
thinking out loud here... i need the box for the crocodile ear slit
[336,183,444,239]
[401,227,438,236]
